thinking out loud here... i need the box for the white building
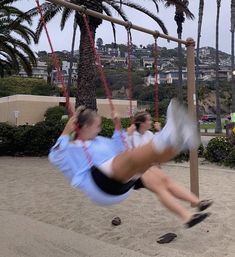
[19,61,48,81]
[142,57,155,68]
[62,61,78,76]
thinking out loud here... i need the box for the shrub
[120,118,131,129]
[0,123,15,155]
[100,117,114,137]
[11,125,33,155]
[44,106,67,122]
[173,144,204,163]
[198,143,204,157]
[20,120,65,156]
[100,117,131,138]
[0,76,61,97]
[204,137,233,163]
[174,150,189,163]
[223,147,235,168]
[227,133,235,146]
[0,121,65,156]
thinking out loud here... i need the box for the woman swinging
[126,110,213,227]
[49,99,211,228]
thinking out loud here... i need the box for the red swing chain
[82,13,131,151]
[82,13,130,150]
[154,36,159,121]
[81,14,123,131]
[36,1,129,162]
[35,0,73,117]
[36,0,94,165]
[126,25,134,124]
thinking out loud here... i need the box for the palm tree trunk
[215,0,222,133]
[68,17,77,96]
[175,9,184,104]
[231,0,235,113]
[77,23,97,110]
[195,0,204,129]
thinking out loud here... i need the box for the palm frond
[112,0,168,34]
[105,1,128,21]
[61,8,73,30]
[15,50,33,76]
[164,0,194,19]
[151,0,161,12]
[35,4,62,43]
[8,22,36,44]
[0,0,37,77]
[102,5,117,44]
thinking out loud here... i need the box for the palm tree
[0,0,37,77]
[195,0,204,128]
[32,0,192,110]
[215,0,222,133]
[67,16,78,95]
[231,0,235,113]
[164,0,194,104]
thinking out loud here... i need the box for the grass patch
[200,122,225,130]
[200,123,216,129]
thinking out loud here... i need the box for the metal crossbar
[46,0,188,45]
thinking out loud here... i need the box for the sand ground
[0,157,234,257]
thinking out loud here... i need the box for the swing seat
[91,166,144,196]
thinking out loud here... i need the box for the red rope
[81,15,121,127]
[154,37,159,121]
[127,29,134,124]
[36,0,84,143]
[36,0,73,117]
[36,0,94,165]
[36,2,128,159]
[82,14,129,149]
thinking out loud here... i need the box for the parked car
[201,114,217,122]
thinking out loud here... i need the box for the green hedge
[44,106,67,122]
[204,137,233,163]
[173,144,204,163]
[0,118,234,168]
[204,135,235,168]
[0,117,130,156]
[0,121,65,156]
[0,76,60,97]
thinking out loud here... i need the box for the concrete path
[0,211,149,257]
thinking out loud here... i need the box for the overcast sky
[15,0,231,54]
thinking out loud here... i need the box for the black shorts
[91,166,145,196]
[133,178,145,190]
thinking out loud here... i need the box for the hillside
[0,75,232,116]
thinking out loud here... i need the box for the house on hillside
[19,61,48,81]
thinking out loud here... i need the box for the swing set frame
[39,0,199,197]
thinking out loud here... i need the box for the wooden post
[186,38,199,197]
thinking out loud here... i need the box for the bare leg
[152,167,200,206]
[141,167,192,222]
[112,143,177,181]
[167,179,199,206]
[112,99,199,182]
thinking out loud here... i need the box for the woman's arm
[61,116,76,135]
[48,117,76,179]
[51,116,76,151]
